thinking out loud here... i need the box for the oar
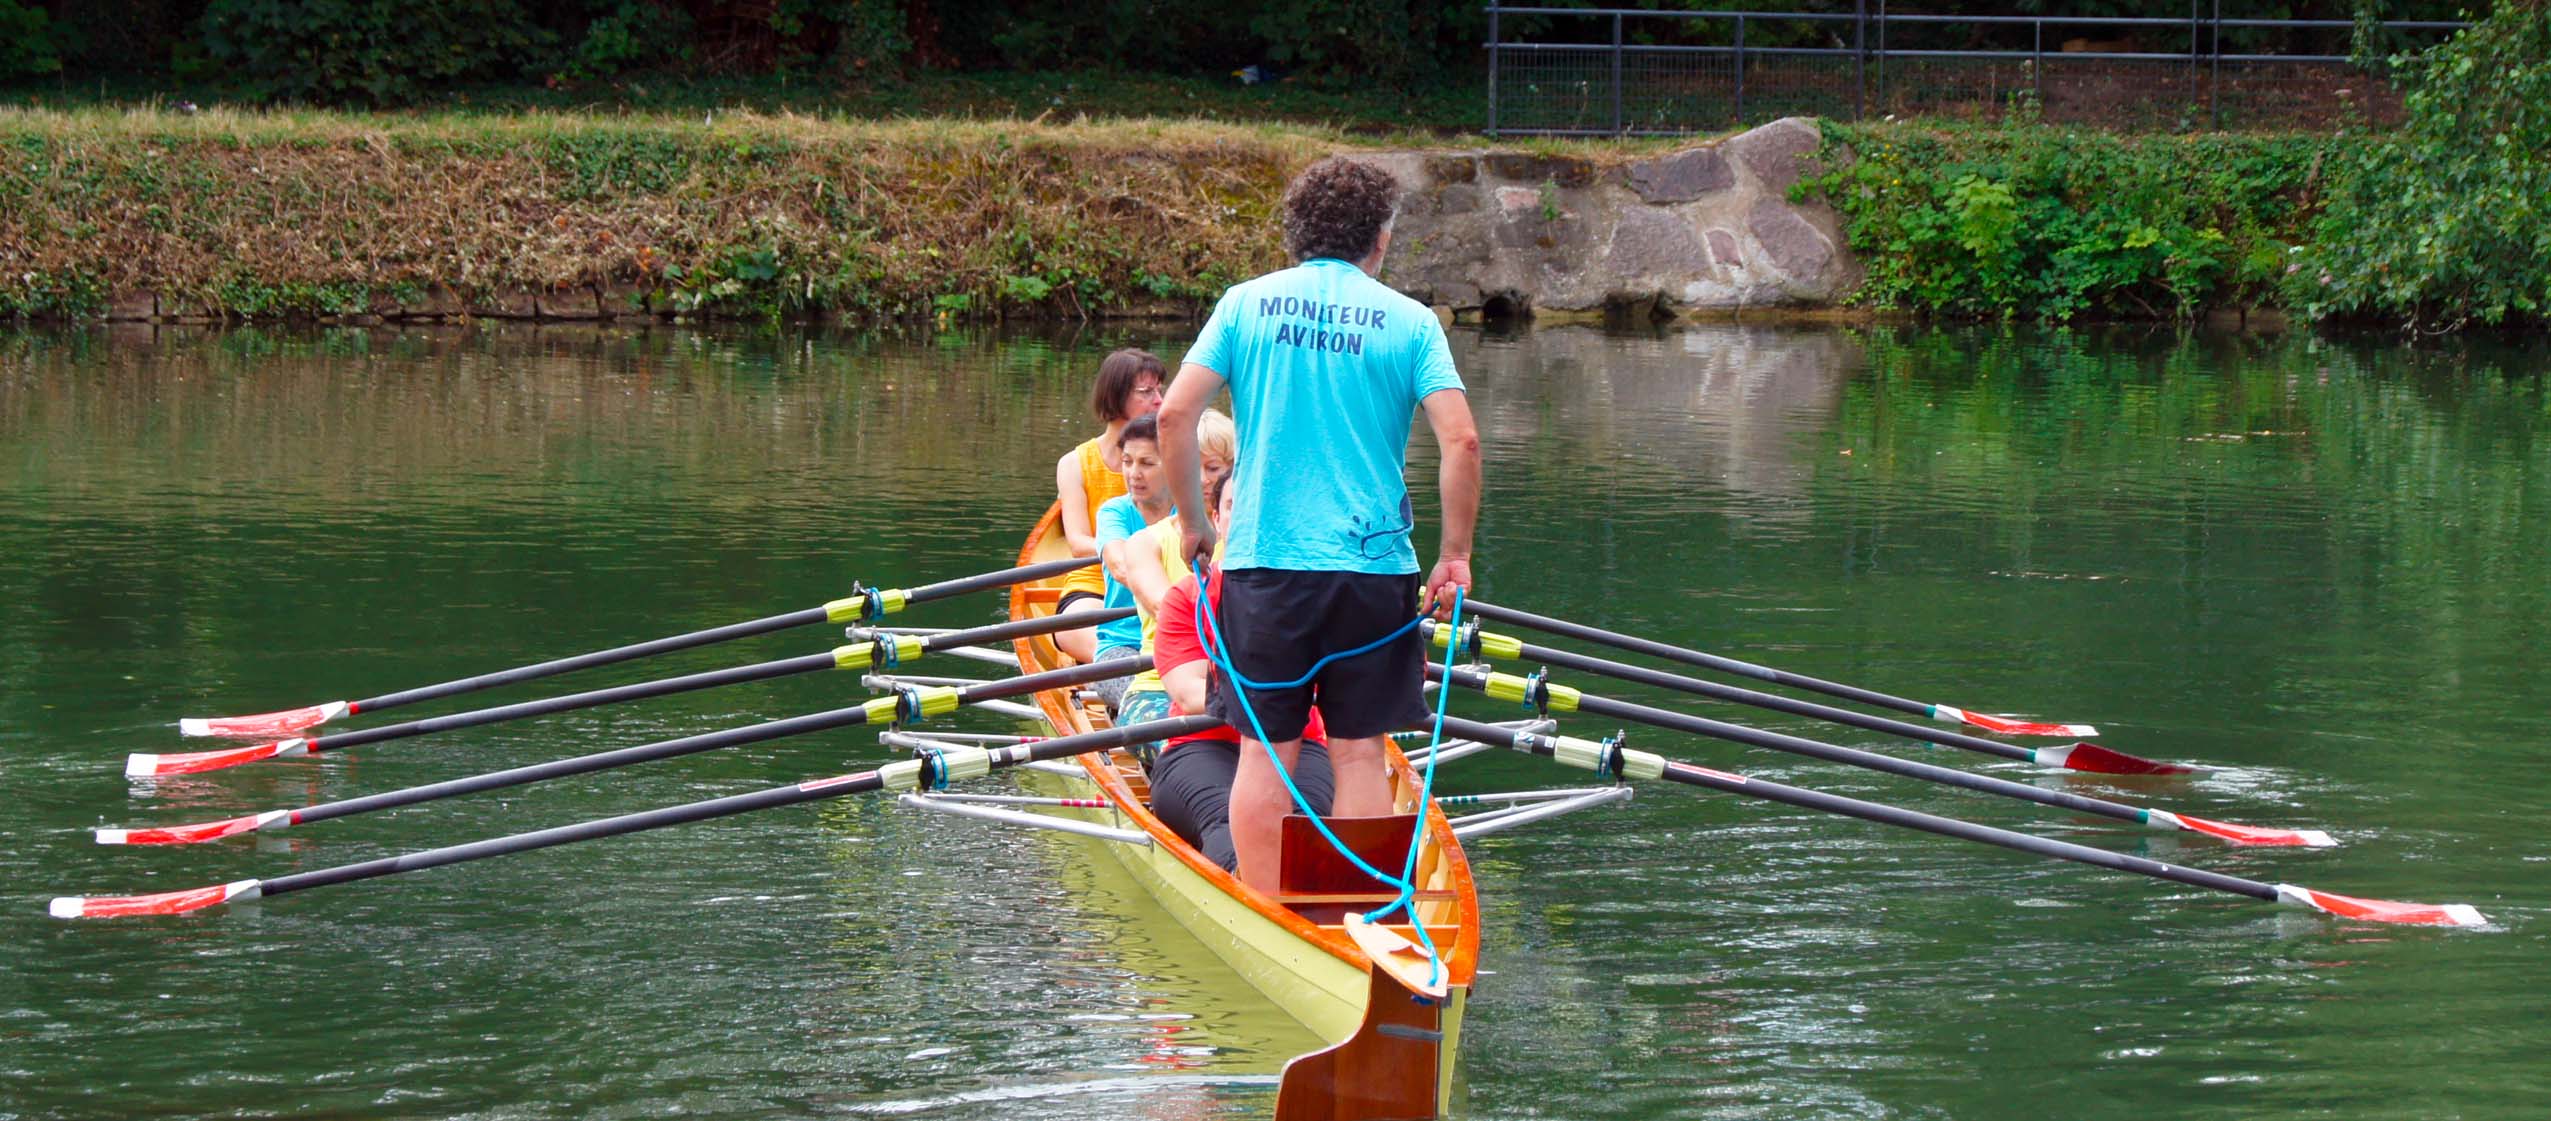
[97,657,1144,846]
[55,712,1217,918]
[131,609,1130,777]
[1465,600,2098,738]
[1426,620,2192,776]
[1431,666,2332,847]
[1434,717,2480,927]
[178,555,1097,738]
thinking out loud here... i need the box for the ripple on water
[4,323,2544,1121]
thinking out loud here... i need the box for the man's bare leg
[1324,735,1393,817]
[1230,736,1304,892]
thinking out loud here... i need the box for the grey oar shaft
[1435,717,2274,903]
[351,554,1097,713]
[1450,625,2031,764]
[1463,600,1932,718]
[297,656,1145,827]
[262,713,1215,899]
[1435,667,2151,827]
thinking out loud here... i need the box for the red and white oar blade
[2033,742,2203,777]
[127,738,310,777]
[2147,810,2335,848]
[96,810,295,846]
[1932,705,2096,738]
[179,701,349,739]
[2276,884,2486,927]
[49,878,263,919]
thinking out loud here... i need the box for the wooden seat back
[1278,813,1420,898]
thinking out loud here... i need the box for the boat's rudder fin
[1274,961,1445,1121]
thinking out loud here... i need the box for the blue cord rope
[1193,569,1462,988]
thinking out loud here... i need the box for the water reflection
[1,321,2544,1121]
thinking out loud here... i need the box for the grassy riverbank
[0,101,2530,328]
[0,106,1358,322]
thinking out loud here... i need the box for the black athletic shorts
[1150,738,1335,872]
[1204,567,1429,742]
[1056,589,1103,612]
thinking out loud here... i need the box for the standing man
[1157,156,1482,893]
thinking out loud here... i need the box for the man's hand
[1421,555,1473,619]
[1181,517,1221,568]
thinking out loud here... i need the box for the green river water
[0,323,2541,1120]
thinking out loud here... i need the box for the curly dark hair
[1282,157,1399,264]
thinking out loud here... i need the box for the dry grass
[0,106,1391,321]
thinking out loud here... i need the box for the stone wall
[1366,117,1859,323]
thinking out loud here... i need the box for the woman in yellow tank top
[1053,347,1166,662]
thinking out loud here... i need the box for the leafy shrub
[554,0,694,83]
[198,0,553,105]
[0,0,62,79]
[1800,123,2327,319]
[2295,3,2551,327]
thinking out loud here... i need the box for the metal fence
[1484,5,2470,135]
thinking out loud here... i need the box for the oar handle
[1462,600,1933,719]
[904,553,1096,605]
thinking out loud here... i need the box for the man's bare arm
[1158,362,1226,564]
[1421,387,1481,614]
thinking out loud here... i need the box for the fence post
[1875,0,1887,114]
[2032,18,2042,111]
[1734,14,1747,129]
[2188,0,2200,123]
[1486,4,1500,137]
[2210,0,2222,129]
[1854,0,1867,120]
[1611,12,1625,136]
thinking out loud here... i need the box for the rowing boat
[1004,503,1482,1120]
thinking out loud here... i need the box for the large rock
[1625,148,1734,204]
[1376,116,1859,319]
[1723,116,1824,193]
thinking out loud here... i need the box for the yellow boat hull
[1006,504,1477,1116]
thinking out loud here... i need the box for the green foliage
[1247,0,1479,89]
[198,0,553,105]
[0,270,104,319]
[810,0,911,74]
[554,1,694,83]
[0,0,62,79]
[1800,123,2328,319]
[2297,4,2551,327]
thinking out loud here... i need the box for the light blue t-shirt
[1094,494,1153,653]
[1183,258,1465,574]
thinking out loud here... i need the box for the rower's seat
[1275,813,1451,923]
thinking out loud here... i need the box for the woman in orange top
[1053,347,1166,662]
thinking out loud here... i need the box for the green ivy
[1799,123,2330,320]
